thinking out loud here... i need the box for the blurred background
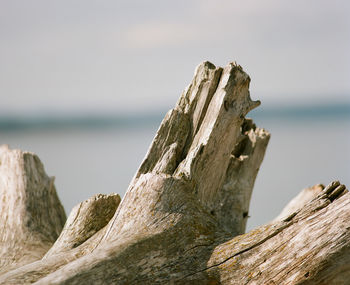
[0,0,349,230]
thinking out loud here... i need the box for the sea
[1,103,349,231]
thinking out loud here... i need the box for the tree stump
[0,62,348,285]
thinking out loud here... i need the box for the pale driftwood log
[198,181,350,285]
[0,62,348,285]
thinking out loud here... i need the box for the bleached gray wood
[0,62,348,285]
[0,145,66,274]
[44,193,121,258]
[201,181,350,285]
[214,119,270,235]
[0,193,121,284]
[135,61,269,237]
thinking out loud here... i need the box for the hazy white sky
[1,0,349,114]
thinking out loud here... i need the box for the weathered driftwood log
[0,62,349,285]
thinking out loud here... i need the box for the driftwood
[0,145,66,274]
[0,62,349,284]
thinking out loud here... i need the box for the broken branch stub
[44,193,121,258]
[132,61,269,237]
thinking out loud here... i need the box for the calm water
[0,115,349,231]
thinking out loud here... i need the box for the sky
[0,0,349,115]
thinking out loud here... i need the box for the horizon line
[0,102,349,132]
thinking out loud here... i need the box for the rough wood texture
[0,62,348,285]
[0,190,121,284]
[0,145,66,274]
[44,193,121,258]
[135,62,269,236]
[202,181,350,285]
